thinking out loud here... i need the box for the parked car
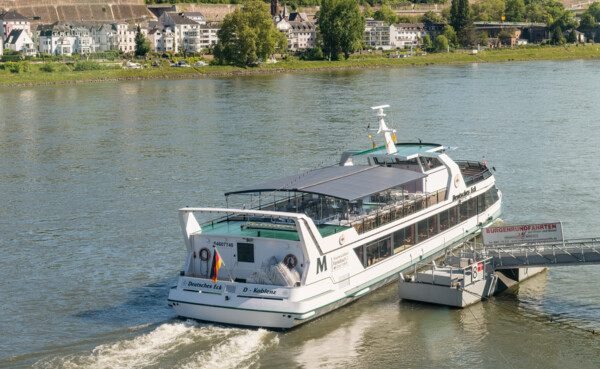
[171,60,190,67]
[124,61,142,69]
[151,61,161,67]
[194,61,207,66]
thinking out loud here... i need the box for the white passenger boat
[168,105,503,329]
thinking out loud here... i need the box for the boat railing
[455,160,492,187]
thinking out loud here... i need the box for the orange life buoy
[284,254,298,269]
[199,248,211,261]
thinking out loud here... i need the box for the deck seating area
[342,188,447,234]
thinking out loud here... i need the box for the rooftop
[226,165,426,201]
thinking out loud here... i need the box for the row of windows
[354,186,499,268]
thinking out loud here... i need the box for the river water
[1,60,600,368]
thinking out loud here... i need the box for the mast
[370,105,397,154]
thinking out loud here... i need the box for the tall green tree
[134,25,151,58]
[318,0,365,60]
[505,0,525,22]
[214,0,287,66]
[374,5,399,25]
[450,0,475,46]
[451,0,471,33]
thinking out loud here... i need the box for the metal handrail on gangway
[471,238,600,269]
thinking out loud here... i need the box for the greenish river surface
[2,60,600,368]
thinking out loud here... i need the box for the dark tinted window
[237,242,254,263]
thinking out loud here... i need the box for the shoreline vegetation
[1,45,599,87]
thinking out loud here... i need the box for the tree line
[152,0,600,67]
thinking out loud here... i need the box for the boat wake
[32,320,278,369]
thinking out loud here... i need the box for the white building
[71,25,93,54]
[115,23,137,53]
[393,23,428,49]
[0,11,31,42]
[198,24,219,49]
[159,12,210,53]
[365,19,393,50]
[276,19,316,51]
[6,29,36,55]
[148,25,175,52]
[91,24,117,52]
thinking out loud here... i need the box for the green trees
[450,0,471,33]
[504,0,525,22]
[434,35,449,51]
[421,34,432,49]
[134,25,151,58]
[214,0,287,66]
[421,10,445,24]
[450,0,477,46]
[317,0,365,60]
[373,5,399,25]
[471,0,505,22]
[579,2,600,30]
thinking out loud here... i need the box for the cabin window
[354,246,365,266]
[417,219,429,243]
[490,186,499,203]
[419,157,443,171]
[440,209,450,232]
[477,193,487,214]
[237,242,254,263]
[459,200,470,222]
[393,224,414,254]
[365,237,391,267]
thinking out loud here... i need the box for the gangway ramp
[479,238,600,269]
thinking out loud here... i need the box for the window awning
[225,165,426,201]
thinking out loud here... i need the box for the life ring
[284,254,298,269]
[454,175,460,188]
[199,248,211,261]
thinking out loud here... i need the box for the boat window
[439,209,450,232]
[237,242,254,263]
[449,206,458,227]
[459,200,470,222]
[417,219,429,243]
[354,246,364,266]
[365,237,391,267]
[490,186,499,203]
[393,224,415,254]
[484,190,494,210]
[419,157,443,171]
[477,193,486,214]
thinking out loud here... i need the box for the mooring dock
[478,238,600,268]
[398,223,600,307]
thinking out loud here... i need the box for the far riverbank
[1,45,599,87]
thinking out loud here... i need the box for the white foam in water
[34,321,277,369]
[34,320,221,369]
[179,327,277,369]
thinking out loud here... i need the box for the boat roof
[225,165,426,201]
[353,142,444,160]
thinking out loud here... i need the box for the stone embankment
[0,0,151,23]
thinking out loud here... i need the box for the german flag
[210,249,222,283]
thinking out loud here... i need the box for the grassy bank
[1,45,599,87]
